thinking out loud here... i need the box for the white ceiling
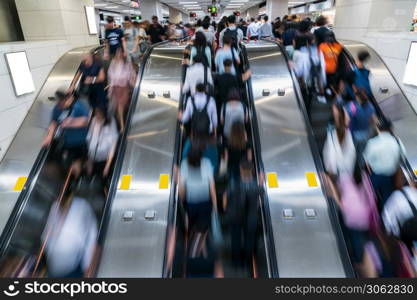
[93,0,312,16]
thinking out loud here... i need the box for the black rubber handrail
[0,45,104,256]
[240,44,279,278]
[269,39,356,277]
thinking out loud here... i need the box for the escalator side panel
[0,46,98,236]
[342,41,417,173]
[97,47,183,277]
[247,43,346,277]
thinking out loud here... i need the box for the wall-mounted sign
[85,6,98,35]
[404,41,417,87]
[5,51,35,96]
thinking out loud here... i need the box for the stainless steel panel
[342,41,417,171]
[246,41,346,277]
[97,44,183,277]
[0,46,98,234]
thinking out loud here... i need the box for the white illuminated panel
[5,52,35,97]
[404,42,417,87]
[85,6,98,35]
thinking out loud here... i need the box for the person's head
[291,15,297,21]
[315,15,328,27]
[223,58,233,73]
[196,83,206,94]
[202,19,210,30]
[333,103,347,136]
[124,16,132,27]
[107,16,115,25]
[298,19,312,33]
[240,159,254,180]
[250,18,255,23]
[82,52,94,66]
[257,16,262,22]
[152,16,159,25]
[378,119,393,134]
[211,21,217,29]
[228,14,236,25]
[324,30,337,43]
[355,87,369,105]
[217,21,226,34]
[227,88,240,102]
[264,15,269,22]
[223,34,233,47]
[229,122,247,150]
[294,35,309,50]
[59,92,75,109]
[358,50,371,64]
[194,31,207,48]
[187,146,202,168]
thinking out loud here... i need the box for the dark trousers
[370,172,395,212]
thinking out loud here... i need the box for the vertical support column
[266,0,288,20]
[247,5,259,19]
[15,0,98,46]
[140,0,163,21]
[169,7,182,24]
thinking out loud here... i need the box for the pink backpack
[338,172,379,231]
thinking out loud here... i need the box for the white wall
[0,0,99,160]
[334,0,417,111]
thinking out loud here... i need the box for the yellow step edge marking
[13,177,27,191]
[267,172,279,188]
[159,174,169,189]
[414,170,417,176]
[119,175,132,190]
[306,172,318,187]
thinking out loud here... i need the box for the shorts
[63,144,86,163]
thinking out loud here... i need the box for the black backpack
[190,94,211,136]
[399,189,417,243]
[224,28,239,49]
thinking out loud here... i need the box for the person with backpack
[215,59,239,116]
[183,55,214,96]
[354,50,374,98]
[215,35,241,76]
[180,83,218,136]
[220,88,248,140]
[223,160,262,270]
[345,87,377,155]
[190,31,212,69]
[219,15,244,48]
[42,91,89,180]
[319,31,343,90]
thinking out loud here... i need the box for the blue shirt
[215,48,239,75]
[52,101,89,147]
[345,100,375,133]
[105,28,124,55]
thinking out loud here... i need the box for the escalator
[248,40,354,277]
[165,44,277,278]
[0,42,160,277]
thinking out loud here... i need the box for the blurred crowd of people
[6,12,415,278]
[284,14,417,277]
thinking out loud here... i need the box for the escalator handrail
[268,39,356,277]
[342,47,417,184]
[240,45,279,278]
[0,45,104,256]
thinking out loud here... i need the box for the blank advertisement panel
[5,51,35,96]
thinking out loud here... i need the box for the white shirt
[183,63,214,96]
[383,187,417,237]
[259,22,273,38]
[363,132,405,176]
[219,25,244,48]
[247,22,259,38]
[86,117,118,162]
[293,46,327,87]
[43,197,97,277]
[323,129,356,176]
[182,92,218,133]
